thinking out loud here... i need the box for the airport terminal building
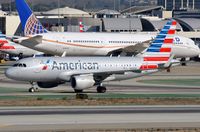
[157,0,200,10]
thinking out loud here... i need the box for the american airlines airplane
[15,0,199,58]
[6,19,177,93]
[0,34,42,58]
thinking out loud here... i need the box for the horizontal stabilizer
[107,39,151,56]
[16,35,43,48]
[157,54,178,69]
[123,40,150,54]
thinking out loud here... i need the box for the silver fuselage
[5,57,144,82]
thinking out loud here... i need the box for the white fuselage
[22,32,199,58]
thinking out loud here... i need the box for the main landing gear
[74,89,83,93]
[29,82,39,93]
[97,86,107,93]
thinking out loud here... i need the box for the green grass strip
[0,94,200,100]
[138,79,200,86]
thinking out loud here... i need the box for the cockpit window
[13,63,27,67]
[18,64,23,67]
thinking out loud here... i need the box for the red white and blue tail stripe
[79,19,84,32]
[140,19,177,70]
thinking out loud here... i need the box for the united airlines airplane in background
[6,20,178,93]
[15,0,199,58]
[0,33,42,58]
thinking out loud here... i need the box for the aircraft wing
[13,35,43,48]
[58,70,131,82]
[107,39,152,56]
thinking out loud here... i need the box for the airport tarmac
[0,105,200,131]
[0,62,200,131]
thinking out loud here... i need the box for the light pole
[113,0,116,10]
[165,0,167,10]
[9,0,12,13]
[129,0,132,33]
[187,0,189,9]
[118,0,121,12]
[57,0,61,28]
[173,0,175,10]
[181,0,183,9]
[193,0,195,10]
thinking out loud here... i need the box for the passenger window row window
[70,40,141,44]
[73,40,100,43]
[109,41,140,44]
[104,64,135,67]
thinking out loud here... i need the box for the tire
[29,88,35,93]
[18,53,23,59]
[97,86,106,93]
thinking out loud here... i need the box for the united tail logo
[24,14,48,36]
[140,19,177,70]
[16,0,48,36]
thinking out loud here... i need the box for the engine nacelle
[71,75,95,90]
[37,82,59,88]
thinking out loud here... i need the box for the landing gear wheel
[181,58,187,66]
[29,88,35,93]
[97,86,106,93]
[74,89,83,93]
[35,87,39,92]
[18,53,23,59]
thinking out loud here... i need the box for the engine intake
[71,75,95,90]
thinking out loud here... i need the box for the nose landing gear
[29,82,39,93]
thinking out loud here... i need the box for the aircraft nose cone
[194,47,200,57]
[5,68,16,79]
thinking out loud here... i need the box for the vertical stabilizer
[140,19,177,70]
[15,0,48,36]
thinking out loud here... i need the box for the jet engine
[37,82,59,88]
[71,75,95,90]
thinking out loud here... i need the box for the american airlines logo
[52,60,99,70]
[42,60,51,70]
